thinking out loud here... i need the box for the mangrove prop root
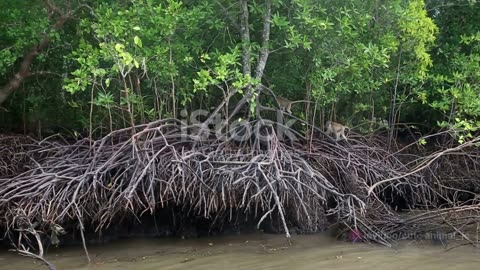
[1,120,480,251]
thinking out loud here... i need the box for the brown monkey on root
[276,96,312,114]
[326,120,349,141]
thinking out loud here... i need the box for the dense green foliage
[0,0,479,140]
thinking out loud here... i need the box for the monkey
[325,120,349,141]
[276,96,313,114]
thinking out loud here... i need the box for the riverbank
[1,233,479,270]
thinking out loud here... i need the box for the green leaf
[115,43,124,52]
[134,36,142,48]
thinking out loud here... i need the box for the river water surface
[1,233,479,270]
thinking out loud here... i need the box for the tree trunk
[240,0,251,77]
[254,0,272,83]
[228,0,272,120]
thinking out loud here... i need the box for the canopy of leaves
[0,0,478,141]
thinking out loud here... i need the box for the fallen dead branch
[10,210,57,270]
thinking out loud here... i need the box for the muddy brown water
[1,233,479,270]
